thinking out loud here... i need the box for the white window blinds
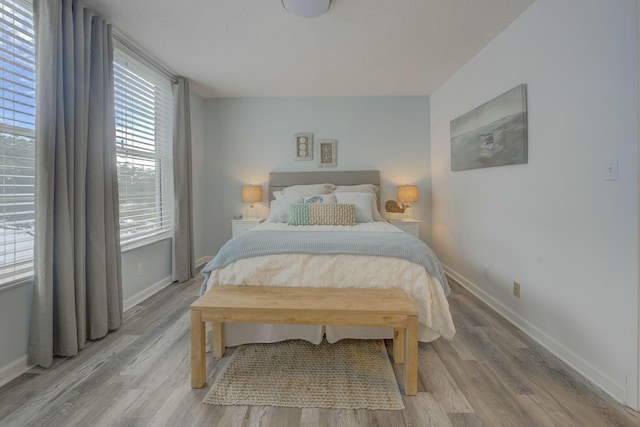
[0,0,35,287]
[114,46,173,246]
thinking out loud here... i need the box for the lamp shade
[241,185,262,203]
[397,185,418,203]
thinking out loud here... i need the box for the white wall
[121,239,172,305]
[430,0,638,406]
[0,284,32,383]
[201,96,431,255]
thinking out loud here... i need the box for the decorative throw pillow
[267,197,303,223]
[334,192,374,223]
[288,203,311,225]
[310,203,356,225]
[288,204,356,226]
[303,194,337,204]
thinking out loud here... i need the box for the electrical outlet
[513,281,521,298]
[137,262,144,277]
[483,265,490,280]
[605,159,618,181]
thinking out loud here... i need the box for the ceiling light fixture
[282,0,330,18]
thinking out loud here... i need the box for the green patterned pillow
[288,204,310,225]
[288,203,356,226]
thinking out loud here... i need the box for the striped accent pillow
[288,204,356,226]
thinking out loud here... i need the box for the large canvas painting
[450,84,528,171]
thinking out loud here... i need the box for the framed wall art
[294,133,313,161]
[450,84,528,171]
[318,140,337,167]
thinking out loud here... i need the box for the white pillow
[334,192,374,223]
[274,183,335,200]
[333,185,384,221]
[334,184,379,197]
[267,197,303,223]
[303,194,337,204]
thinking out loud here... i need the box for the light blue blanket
[200,230,450,296]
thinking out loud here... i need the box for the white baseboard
[0,355,32,388]
[443,264,627,404]
[196,256,213,268]
[123,276,173,312]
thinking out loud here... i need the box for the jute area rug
[202,339,405,410]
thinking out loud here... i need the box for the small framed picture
[318,140,337,167]
[294,133,313,161]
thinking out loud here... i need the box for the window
[114,46,173,246]
[0,0,35,287]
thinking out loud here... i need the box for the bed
[200,170,455,347]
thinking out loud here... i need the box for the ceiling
[83,0,535,98]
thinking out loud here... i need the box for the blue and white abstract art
[450,84,528,172]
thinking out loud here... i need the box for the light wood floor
[1,275,639,427]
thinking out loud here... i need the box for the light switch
[605,159,618,181]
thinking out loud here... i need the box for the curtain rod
[112,29,179,84]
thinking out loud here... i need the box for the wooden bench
[190,286,419,395]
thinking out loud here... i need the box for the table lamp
[397,185,418,219]
[241,185,262,219]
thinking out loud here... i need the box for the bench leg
[190,309,206,388]
[405,315,418,395]
[212,322,225,358]
[393,327,405,364]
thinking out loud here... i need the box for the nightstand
[231,218,266,237]
[389,218,420,238]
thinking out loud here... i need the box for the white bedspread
[204,222,456,346]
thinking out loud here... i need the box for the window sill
[0,277,34,293]
[121,231,172,253]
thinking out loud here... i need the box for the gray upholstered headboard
[269,170,380,202]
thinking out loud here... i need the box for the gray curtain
[28,0,122,368]
[172,78,195,282]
